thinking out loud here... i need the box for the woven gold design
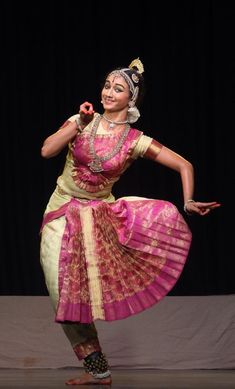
[129,57,144,74]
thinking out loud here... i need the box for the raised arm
[41,102,95,159]
[41,120,78,158]
[144,140,221,216]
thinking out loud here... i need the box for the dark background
[0,1,233,295]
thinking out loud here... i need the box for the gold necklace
[88,115,130,173]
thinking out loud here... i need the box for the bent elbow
[41,146,50,158]
[187,160,194,172]
[41,145,56,158]
[182,160,194,175]
[41,145,61,158]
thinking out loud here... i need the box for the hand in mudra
[186,201,221,216]
[79,101,94,125]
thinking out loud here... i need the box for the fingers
[197,201,220,207]
[199,208,211,216]
[197,202,221,216]
[209,203,221,209]
[79,101,95,126]
[79,101,94,115]
[186,201,221,216]
[206,202,221,207]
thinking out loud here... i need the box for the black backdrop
[0,1,233,295]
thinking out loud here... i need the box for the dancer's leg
[40,218,111,385]
[61,323,111,385]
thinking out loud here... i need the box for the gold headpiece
[128,58,144,74]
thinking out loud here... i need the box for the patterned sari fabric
[41,117,192,324]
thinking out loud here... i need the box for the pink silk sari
[41,125,192,323]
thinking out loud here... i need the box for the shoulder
[129,129,153,159]
[136,134,153,157]
[67,113,80,123]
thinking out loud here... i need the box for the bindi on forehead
[107,75,128,89]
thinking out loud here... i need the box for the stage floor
[0,368,235,388]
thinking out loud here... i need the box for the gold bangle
[184,199,195,214]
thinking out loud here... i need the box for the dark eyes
[104,84,123,93]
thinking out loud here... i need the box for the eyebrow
[105,79,126,89]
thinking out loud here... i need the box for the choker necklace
[102,114,128,129]
[88,115,130,173]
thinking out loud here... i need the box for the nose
[106,88,113,97]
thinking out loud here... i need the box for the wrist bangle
[184,199,195,215]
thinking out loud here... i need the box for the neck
[102,114,128,127]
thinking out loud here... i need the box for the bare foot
[65,372,112,385]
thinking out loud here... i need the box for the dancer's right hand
[79,101,94,125]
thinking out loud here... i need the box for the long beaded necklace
[88,114,130,173]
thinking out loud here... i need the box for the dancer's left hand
[185,201,221,216]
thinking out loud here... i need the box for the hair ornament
[128,58,144,74]
[131,73,139,83]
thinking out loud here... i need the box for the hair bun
[128,58,144,74]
